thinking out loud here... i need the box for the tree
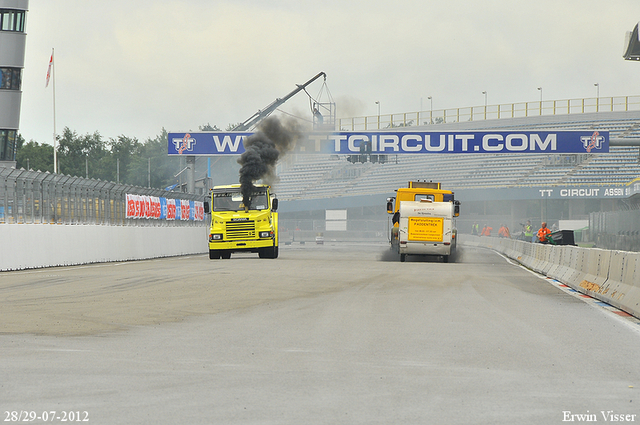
[226,123,243,131]
[56,127,110,179]
[15,139,54,172]
[15,133,24,152]
[128,129,181,188]
[110,135,141,183]
[199,123,220,131]
[15,124,233,190]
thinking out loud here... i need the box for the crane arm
[232,72,326,131]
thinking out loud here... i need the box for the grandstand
[270,107,640,239]
[181,98,640,239]
[274,110,640,200]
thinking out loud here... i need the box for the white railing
[337,96,640,131]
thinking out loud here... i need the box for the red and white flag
[45,49,53,88]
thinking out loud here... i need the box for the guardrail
[338,95,640,131]
[463,235,640,320]
[0,167,205,226]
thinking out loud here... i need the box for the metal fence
[590,208,640,251]
[0,167,206,226]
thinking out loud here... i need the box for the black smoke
[237,117,301,209]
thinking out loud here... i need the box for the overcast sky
[18,0,640,145]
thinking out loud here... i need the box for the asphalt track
[2,242,640,424]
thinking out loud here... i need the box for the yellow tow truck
[387,181,460,262]
[203,184,279,259]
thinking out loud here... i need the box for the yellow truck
[387,181,460,262]
[203,184,279,259]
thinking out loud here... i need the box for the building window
[0,129,17,161]
[0,68,21,90]
[0,9,25,32]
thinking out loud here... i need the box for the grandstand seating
[272,112,640,201]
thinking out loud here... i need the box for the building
[0,0,28,167]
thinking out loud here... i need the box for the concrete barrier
[519,240,533,269]
[1,224,208,271]
[531,243,548,274]
[580,249,612,290]
[503,239,518,259]
[540,244,558,275]
[564,246,587,289]
[462,235,640,319]
[547,245,570,282]
[602,250,627,302]
[595,252,640,318]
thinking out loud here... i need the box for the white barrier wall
[1,224,208,271]
[463,235,640,319]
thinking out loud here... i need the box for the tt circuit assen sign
[168,130,609,156]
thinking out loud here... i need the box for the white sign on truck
[398,199,456,262]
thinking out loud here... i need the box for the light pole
[375,101,380,129]
[428,96,433,124]
[594,83,599,111]
[482,91,487,119]
[537,87,542,115]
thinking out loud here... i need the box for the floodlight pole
[538,87,542,115]
[482,91,487,119]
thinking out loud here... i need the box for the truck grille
[226,221,256,240]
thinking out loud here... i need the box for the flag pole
[52,48,57,174]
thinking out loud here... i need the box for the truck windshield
[213,190,269,211]
[414,194,435,202]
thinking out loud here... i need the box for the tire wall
[0,224,208,271]
[463,235,640,319]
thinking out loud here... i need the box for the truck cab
[204,184,279,259]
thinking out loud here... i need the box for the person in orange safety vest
[537,222,552,243]
[498,224,510,238]
[480,224,493,236]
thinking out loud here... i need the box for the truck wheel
[221,251,231,259]
[443,255,449,263]
[209,250,220,260]
[400,254,406,262]
[259,245,278,259]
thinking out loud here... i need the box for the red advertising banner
[125,195,203,221]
